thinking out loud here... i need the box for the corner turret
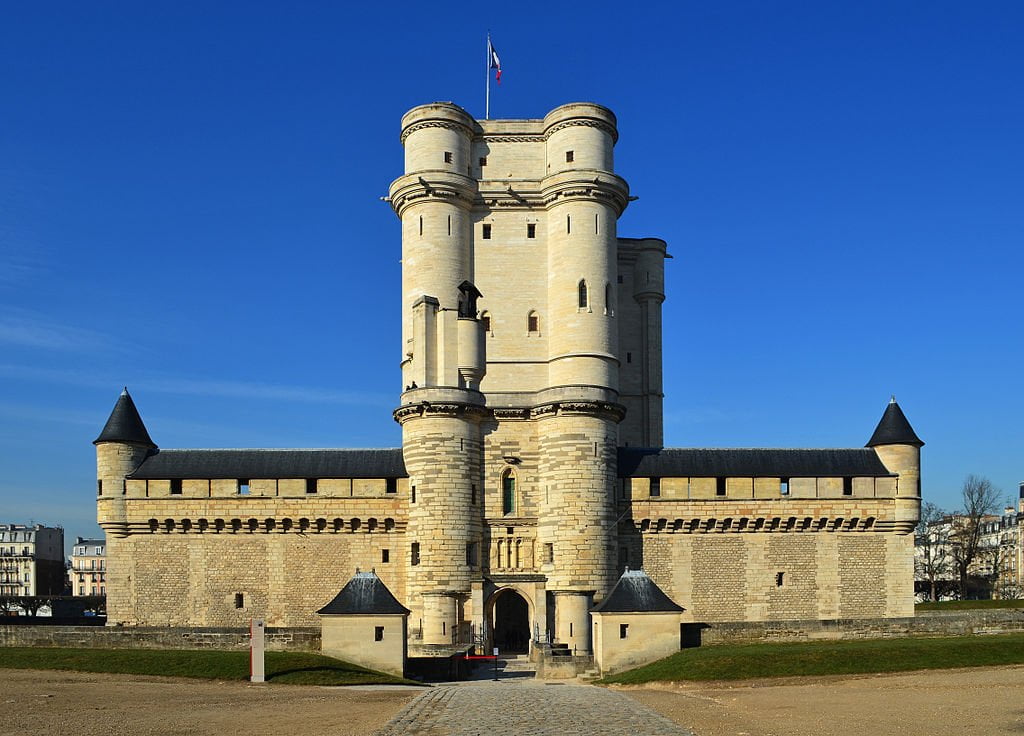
[96,388,156,536]
[867,397,922,535]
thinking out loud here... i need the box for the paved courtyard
[374,681,694,736]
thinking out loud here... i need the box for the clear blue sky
[2,2,1022,551]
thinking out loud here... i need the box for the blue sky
[2,2,1022,551]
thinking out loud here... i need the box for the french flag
[488,38,502,84]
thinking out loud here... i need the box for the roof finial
[121,386,129,396]
[889,394,896,404]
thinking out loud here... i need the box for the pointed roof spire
[94,387,156,447]
[866,397,923,448]
[317,571,410,615]
[591,569,684,613]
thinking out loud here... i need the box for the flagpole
[485,33,491,119]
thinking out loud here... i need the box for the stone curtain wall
[0,625,319,651]
[643,531,912,622]
[108,532,406,627]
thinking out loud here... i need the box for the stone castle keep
[96,102,923,663]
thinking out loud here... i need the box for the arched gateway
[489,588,531,654]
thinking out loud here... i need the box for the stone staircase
[497,653,536,678]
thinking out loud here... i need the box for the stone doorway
[491,588,530,654]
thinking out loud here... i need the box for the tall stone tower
[389,102,665,653]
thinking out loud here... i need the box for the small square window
[780,478,790,495]
[527,223,536,238]
[843,477,853,496]
[649,478,661,497]
[482,223,491,239]
[386,477,397,494]
[238,480,250,496]
[306,478,318,494]
[382,549,390,563]
[374,626,384,642]
[565,150,574,163]
[170,479,182,495]
[716,478,727,496]
[444,151,452,164]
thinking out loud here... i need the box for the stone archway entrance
[491,589,530,654]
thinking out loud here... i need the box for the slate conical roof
[591,569,684,613]
[866,398,924,448]
[93,388,156,447]
[317,571,410,616]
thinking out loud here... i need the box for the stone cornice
[393,401,490,424]
[624,515,912,535]
[541,173,630,216]
[388,172,478,217]
[543,116,618,144]
[529,400,626,422]
[400,118,476,145]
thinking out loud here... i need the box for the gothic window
[578,280,588,309]
[527,311,539,334]
[501,470,516,516]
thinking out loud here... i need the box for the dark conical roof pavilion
[94,388,156,447]
[866,398,924,448]
[591,569,684,613]
[317,571,410,616]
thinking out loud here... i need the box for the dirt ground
[624,665,1024,736]
[2,665,1023,736]
[0,669,419,736]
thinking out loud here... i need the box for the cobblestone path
[373,681,694,736]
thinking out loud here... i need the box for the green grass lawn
[0,647,419,686]
[599,633,1024,685]
[916,599,1024,611]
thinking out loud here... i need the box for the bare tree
[949,474,1003,599]
[915,501,953,602]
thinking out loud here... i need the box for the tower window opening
[528,312,539,333]
[626,352,632,364]
[170,479,182,495]
[480,312,491,332]
[234,593,244,609]
[527,223,536,238]
[97,479,103,496]
[619,623,629,639]
[386,477,397,494]
[595,213,599,233]
[238,480,250,496]
[544,542,553,564]
[843,477,853,496]
[617,274,623,284]
[419,216,423,236]
[565,150,574,163]
[482,223,491,239]
[502,470,516,516]
[780,478,790,495]
[578,280,588,309]
[374,626,384,642]
[306,478,318,494]
[479,156,487,167]
[776,572,785,587]
[444,151,452,164]
[381,549,390,563]
[604,282,613,315]
[471,484,477,504]
[716,478,727,496]
[649,477,661,497]
[466,542,477,566]
[411,485,416,503]
[411,542,420,566]
[447,215,451,235]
